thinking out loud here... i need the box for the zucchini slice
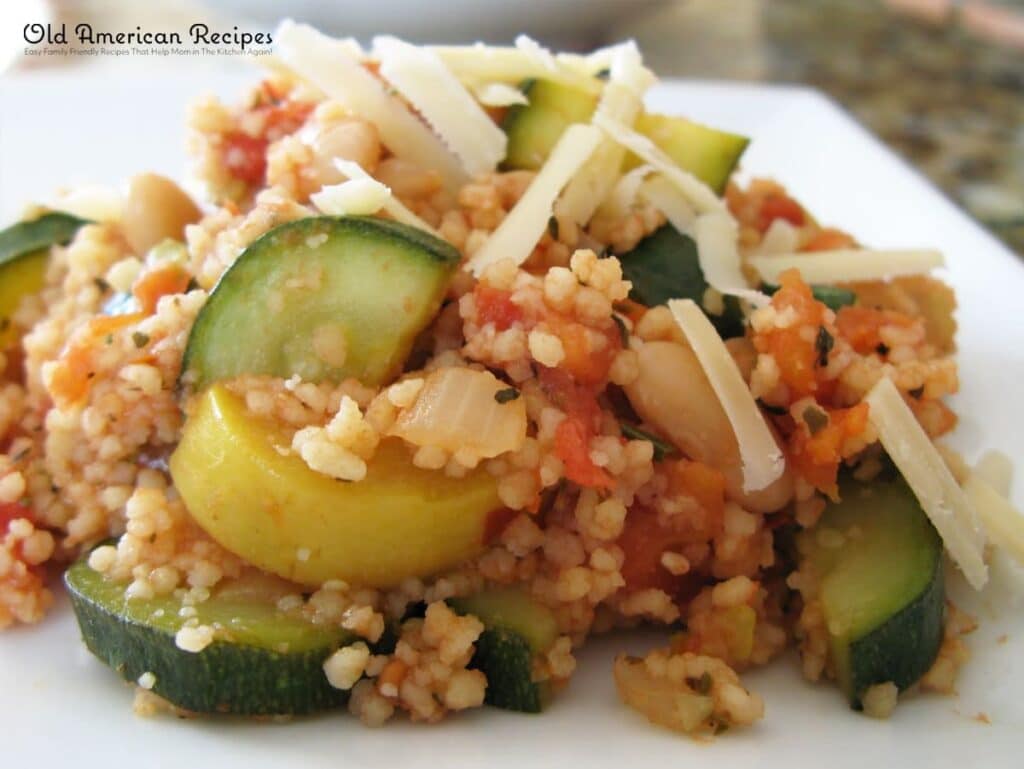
[449,588,559,713]
[0,212,88,348]
[628,112,749,194]
[797,479,945,708]
[65,559,357,715]
[502,80,600,171]
[181,216,461,391]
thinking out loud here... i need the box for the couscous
[0,23,1020,736]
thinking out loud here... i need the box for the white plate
[1,72,1023,768]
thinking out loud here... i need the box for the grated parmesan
[331,159,440,235]
[374,36,507,176]
[466,123,602,276]
[637,174,696,234]
[594,113,726,215]
[310,178,391,217]
[748,248,944,285]
[693,212,771,306]
[429,41,602,94]
[668,298,785,491]
[864,377,987,589]
[964,472,1024,566]
[472,82,529,107]
[274,21,466,194]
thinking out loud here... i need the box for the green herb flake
[802,406,829,435]
[688,672,713,695]
[620,422,677,462]
[876,343,890,356]
[758,399,787,416]
[104,334,113,346]
[186,277,200,293]
[494,387,521,404]
[547,216,559,240]
[908,386,924,399]
[612,314,629,346]
[815,326,834,368]
[132,332,150,349]
[93,277,110,293]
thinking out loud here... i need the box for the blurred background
[2,0,1021,254]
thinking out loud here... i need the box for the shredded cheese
[975,449,1013,497]
[374,36,507,176]
[311,178,391,217]
[638,174,697,234]
[600,164,655,219]
[594,113,726,215]
[964,472,1024,566]
[748,249,945,285]
[472,82,529,107]
[693,212,771,306]
[331,159,440,235]
[466,123,602,276]
[864,377,987,589]
[274,21,466,194]
[668,298,785,491]
[429,42,602,94]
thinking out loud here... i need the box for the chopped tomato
[554,415,614,491]
[551,319,620,386]
[671,460,726,532]
[790,402,870,497]
[474,284,523,331]
[757,193,805,232]
[538,367,602,428]
[262,100,315,140]
[617,505,702,600]
[49,313,145,407]
[222,131,268,186]
[835,305,917,356]
[132,264,192,315]
[803,227,856,252]
[752,269,830,400]
[0,501,32,532]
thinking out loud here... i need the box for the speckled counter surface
[621,0,1023,255]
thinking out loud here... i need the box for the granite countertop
[621,0,1024,256]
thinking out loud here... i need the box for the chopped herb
[132,332,150,349]
[494,387,521,404]
[876,343,890,356]
[93,276,110,292]
[547,216,559,240]
[104,334,113,346]
[758,399,788,416]
[595,68,611,81]
[762,282,856,311]
[12,448,30,462]
[186,277,200,293]
[908,386,924,399]
[802,406,829,435]
[815,326,834,367]
[612,314,629,346]
[620,422,677,462]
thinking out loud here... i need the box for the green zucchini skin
[65,560,356,716]
[180,215,461,392]
[0,211,89,267]
[798,479,945,709]
[449,588,559,713]
[502,80,599,171]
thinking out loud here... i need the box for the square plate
[1,72,1022,768]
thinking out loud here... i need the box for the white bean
[121,173,201,255]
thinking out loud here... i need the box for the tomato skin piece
[757,193,805,232]
[222,131,268,186]
[0,501,32,533]
[836,305,916,356]
[474,284,524,331]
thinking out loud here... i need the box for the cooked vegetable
[762,282,856,311]
[65,558,357,715]
[613,655,714,733]
[628,112,748,194]
[0,212,88,348]
[389,367,528,459]
[181,216,460,391]
[121,174,201,256]
[797,478,945,708]
[449,588,559,713]
[502,79,599,171]
[170,384,501,588]
[616,224,745,338]
[624,339,792,513]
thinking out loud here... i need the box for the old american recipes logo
[22,22,274,58]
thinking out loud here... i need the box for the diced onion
[331,159,440,236]
[864,377,987,589]
[374,36,507,176]
[274,21,466,194]
[964,472,1024,566]
[668,298,785,491]
[594,113,726,215]
[310,178,390,217]
[389,367,527,458]
[748,249,944,285]
[467,123,603,276]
